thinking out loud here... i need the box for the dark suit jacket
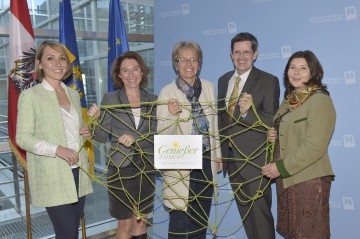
[93,87,157,168]
[218,67,280,179]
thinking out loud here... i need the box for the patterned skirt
[275,176,332,239]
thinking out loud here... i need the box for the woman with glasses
[157,41,222,239]
[88,51,157,239]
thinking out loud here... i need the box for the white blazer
[157,79,221,210]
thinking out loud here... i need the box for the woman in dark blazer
[88,51,157,239]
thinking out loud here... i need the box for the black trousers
[227,148,275,239]
[46,168,86,239]
[168,151,214,239]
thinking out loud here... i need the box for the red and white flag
[8,0,37,168]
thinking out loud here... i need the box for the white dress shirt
[225,67,252,107]
[34,80,80,168]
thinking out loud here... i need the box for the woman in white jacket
[157,41,222,239]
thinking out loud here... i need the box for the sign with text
[154,135,203,169]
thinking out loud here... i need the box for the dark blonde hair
[111,51,149,89]
[35,40,72,81]
[172,41,203,69]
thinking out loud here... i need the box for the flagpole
[24,169,32,239]
[81,211,86,238]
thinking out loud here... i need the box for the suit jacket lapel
[219,71,233,109]
[219,71,234,125]
[241,67,257,94]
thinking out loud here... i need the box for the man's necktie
[227,76,241,121]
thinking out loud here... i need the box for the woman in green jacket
[16,40,93,239]
[262,50,336,239]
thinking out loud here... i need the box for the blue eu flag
[108,0,129,92]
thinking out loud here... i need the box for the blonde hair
[172,41,203,68]
[35,40,72,81]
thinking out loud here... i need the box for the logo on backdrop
[343,197,355,210]
[344,71,356,84]
[343,134,356,148]
[228,22,237,34]
[330,200,342,209]
[329,138,343,147]
[257,46,290,60]
[160,3,189,18]
[281,46,291,58]
[181,4,190,15]
[309,6,357,23]
[202,26,228,36]
[345,6,357,21]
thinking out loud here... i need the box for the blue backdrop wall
[153,1,359,238]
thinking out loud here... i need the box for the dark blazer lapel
[117,87,136,129]
[219,71,234,109]
[241,67,257,94]
[219,71,234,124]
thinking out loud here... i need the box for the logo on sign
[281,46,291,58]
[343,197,355,210]
[344,71,356,84]
[228,22,237,34]
[345,6,357,21]
[182,4,190,15]
[343,134,355,148]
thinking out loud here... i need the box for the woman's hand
[56,146,79,166]
[238,93,252,116]
[118,134,135,148]
[168,99,182,116]
[80,126,92,139]
[262,162,280,179]
[267,128,277,143]
[87,103,100,118]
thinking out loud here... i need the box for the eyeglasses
[232,50,253,57]
[176,57,199,64]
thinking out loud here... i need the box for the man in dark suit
[218,32,280,239]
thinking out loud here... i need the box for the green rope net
[81,98,275,237]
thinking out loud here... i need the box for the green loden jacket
[275,93,336,189]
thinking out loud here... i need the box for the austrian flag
[8,0,37,168]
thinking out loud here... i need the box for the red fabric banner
[8,0,37,168]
